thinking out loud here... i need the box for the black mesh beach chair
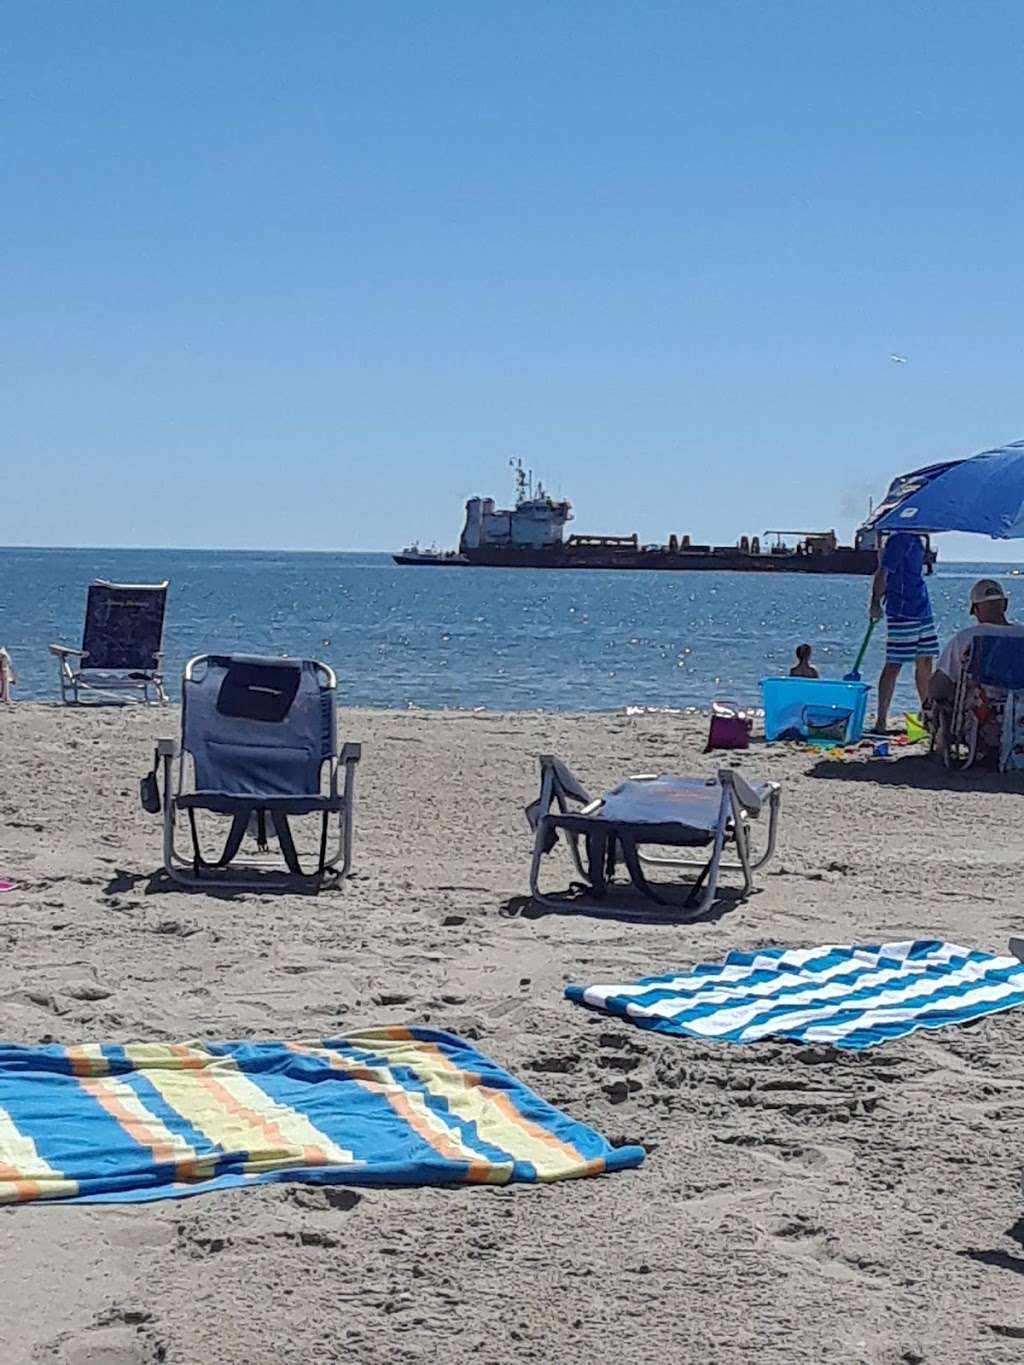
[151,654,361,889]
[49,580,169,704]
[527,756,781,918]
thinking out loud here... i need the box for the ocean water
[0,547,1016,712]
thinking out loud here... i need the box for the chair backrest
[968,633,1024,691]
[181,655,335,797]
[81,581,168,671]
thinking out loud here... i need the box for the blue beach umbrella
[871,440,1024,539]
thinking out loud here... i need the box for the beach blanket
[566,940,1024,1050]
[0,1027,644,1205]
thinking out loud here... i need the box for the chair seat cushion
[176,792,345,815]
[550,811,714,847]
[549,775,771,844]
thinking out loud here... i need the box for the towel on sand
[0,1027,644,1204]
[567,940,1024,1050]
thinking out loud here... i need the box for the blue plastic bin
[760,676,870,744]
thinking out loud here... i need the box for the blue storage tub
[760,676,870,744]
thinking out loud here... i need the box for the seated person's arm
[929,631,966,704]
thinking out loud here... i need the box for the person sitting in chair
[930,579,1024,701]
[927,578,1024,758]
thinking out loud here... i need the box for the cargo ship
[393,462,924,576]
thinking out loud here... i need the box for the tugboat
[393,461,925,576]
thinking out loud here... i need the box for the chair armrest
[340,742,362,764]
[718,768,764,816]
[527,754,592,833]
[157,738,179,758]
[537,754,592,805]
[49,644,85,658]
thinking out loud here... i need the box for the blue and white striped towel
[566,941,1024,1050]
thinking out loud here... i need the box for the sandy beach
[2,701,1024,1364]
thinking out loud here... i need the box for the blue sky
[3,1,1023,556]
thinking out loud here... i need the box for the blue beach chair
[152,654,361,889]
[527,756,781,918]
[937,633,1024,770]
[49,580,169,704]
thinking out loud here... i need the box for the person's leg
[915,616,940,708]
[914,655,933,706]
[876,662,901,731]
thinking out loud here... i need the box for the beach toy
[873,741,890,758]
[844,618,878,682]
[0,881,13,893]
[761,677,869,745]
[905,712,927,744]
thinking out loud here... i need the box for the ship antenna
[509,457,528,505]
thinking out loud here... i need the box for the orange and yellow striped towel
[0,1027,644,1204]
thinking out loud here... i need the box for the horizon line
[0,543,1020,566]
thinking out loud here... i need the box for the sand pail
[905,712,927,744]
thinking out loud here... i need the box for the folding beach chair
[49,581,169,704]
[150,654,361,889]
[527,756,781,918]
[934,634,1024,771]
[0,647,15,704]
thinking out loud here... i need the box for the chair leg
[685,796,730,917]
[733,816,754,898]
[529,816,584,909]
[317,814,330,878]
[566,830,587,880]
[161,765,176,878]
[748,788,781,873]
[528,818,550,904]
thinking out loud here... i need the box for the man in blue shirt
[869,533,938,732]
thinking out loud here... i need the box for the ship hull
[393,548,878,574]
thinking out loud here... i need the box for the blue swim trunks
[886,616,939,665]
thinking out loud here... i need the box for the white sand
[1,703,1024,1364]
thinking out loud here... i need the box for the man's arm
[929,631,963,703]
[870,560,886,621]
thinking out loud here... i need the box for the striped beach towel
[566,940,1024,1050]
[0,1027,644,1205]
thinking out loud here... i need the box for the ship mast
[509,457,532,506]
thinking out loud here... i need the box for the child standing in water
[790,644,818,678]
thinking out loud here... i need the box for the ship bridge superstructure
[459,461,572,553]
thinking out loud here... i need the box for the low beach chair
[150,654,361,890]
[527,755,781,917]
[49,581,169,704]
[934,634,1024,770]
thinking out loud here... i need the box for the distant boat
[393,461,914,576]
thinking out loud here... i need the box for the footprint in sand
[285,1185,363,1213]
[765,1217,890,1284]
[714,1131,849,1175]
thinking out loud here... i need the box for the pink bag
[705,700,752,752]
